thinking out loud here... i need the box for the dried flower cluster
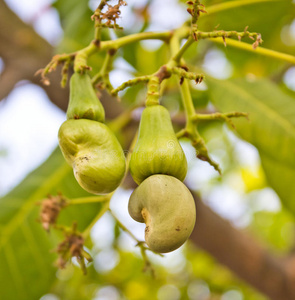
[55,223,92,274]
[39,194,67,231]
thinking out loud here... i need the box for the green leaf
[200,0,294,51]
[54,0,94,52]
[196,0,295,76]
[0,148,109,300]
[249,209,295,252]
[122,42,169,75]
[207,77,295,214]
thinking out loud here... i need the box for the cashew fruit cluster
[58,73,126,194]
[128,103,196,253]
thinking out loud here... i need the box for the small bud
[42,78,50,86]
[187,8,193,15]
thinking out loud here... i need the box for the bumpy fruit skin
[128,174,196,253]
[58,119,126,194]
[66,73,105,122]
[129,105,187,184]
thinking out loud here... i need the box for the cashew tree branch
[191,195,295,300]
[0,0,69,110]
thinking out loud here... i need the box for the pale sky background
[1,2,294,298]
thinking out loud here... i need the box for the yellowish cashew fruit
[128,174,196,253]
[58,119,126,194]
[129,105,187,185]
[66,73,105,122]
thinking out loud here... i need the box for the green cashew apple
[128,174,196,253]
[58,119,126,194]
[66,73,105,122]
[129,105,187,185]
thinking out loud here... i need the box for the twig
[192,111,249,129]
[111,76,151,95]
[68,196,110,205]
[195,28,262,49]
[210,37,295,64]
[109,210,163,276]
[170,67,204,84]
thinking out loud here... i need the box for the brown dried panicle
[101,0,127,27]
[39,194,67,231]
[55,223,92,274]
